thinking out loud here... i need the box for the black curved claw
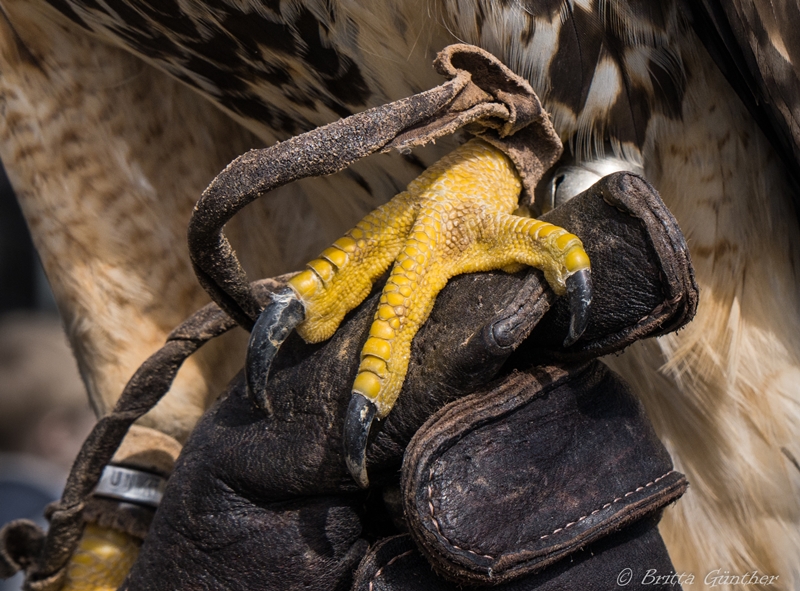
[564,268,592,347]
[343,392,378,488]
[246,286,305,413]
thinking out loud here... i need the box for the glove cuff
[401,361,687,586]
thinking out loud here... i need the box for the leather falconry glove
[120,171,697,591]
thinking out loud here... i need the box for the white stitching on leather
[368,550,414,591]
[425,468,677,560]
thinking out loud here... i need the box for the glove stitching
[427,466,495,560]
[426,468,676,560]
[368,550,415,591]
[538,470,676,538]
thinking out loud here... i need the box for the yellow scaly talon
[289,139,590,417]
[281,139,591,485]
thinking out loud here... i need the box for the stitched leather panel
[402,362,688,585]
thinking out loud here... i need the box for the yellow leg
[61,525,140,591]
[288,188,421,343]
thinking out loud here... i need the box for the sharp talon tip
[564,268,592,347]
[344,393,377,488]
[245,287,305,413]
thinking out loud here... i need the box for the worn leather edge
[487,474,687,581]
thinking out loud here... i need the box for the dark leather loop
[186,44,561,330]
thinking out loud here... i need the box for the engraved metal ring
[93,465,167,508]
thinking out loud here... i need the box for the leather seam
[425,468,677,561]
[369,550,415,591]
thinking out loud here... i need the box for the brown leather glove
[362,361,685,590]
[121,172,696,591]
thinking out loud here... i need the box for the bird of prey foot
[246,138,591,487]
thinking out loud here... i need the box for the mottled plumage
[0,0,799,587]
